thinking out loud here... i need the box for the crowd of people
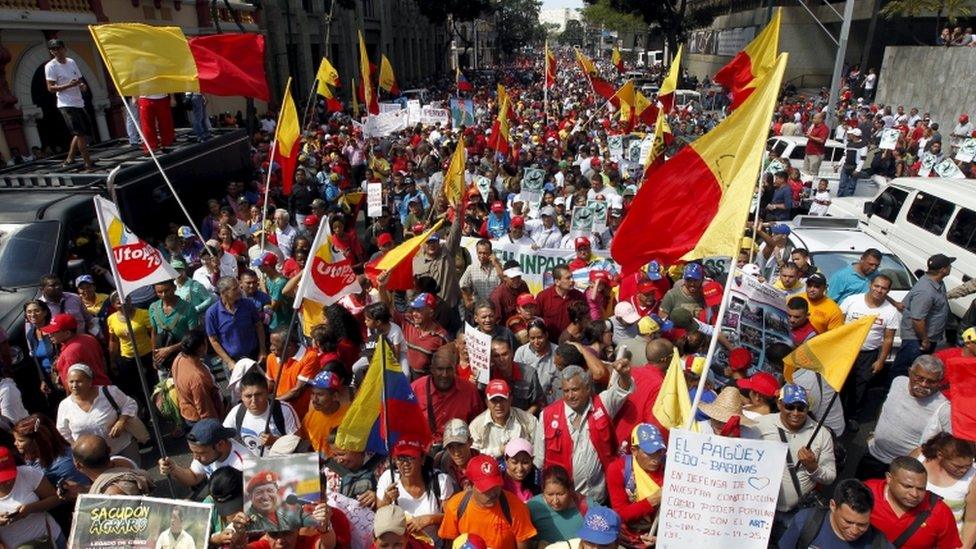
[1,39,976,549]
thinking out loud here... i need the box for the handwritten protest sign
[638,135,656,166]
[367,182,383,217]
[420,106,450,127]
[879,128,900,150]
[934,157,966,179]
[379,102,402,114]
[69,495,213,548]
[657,429,786,549]
[608,135,624,161]
[243,453,321,532]
[588,199,608,233]
[956,138,976,163]
[407,99,422,124]
[365,109,409,137]
[465,323,491,384]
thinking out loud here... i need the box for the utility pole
[826,0,854,129]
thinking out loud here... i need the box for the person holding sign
[606,424,665,543]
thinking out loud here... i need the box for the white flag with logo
[293,219,361,308]
[93,196,179,300]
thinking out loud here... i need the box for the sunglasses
[783,402,808,412]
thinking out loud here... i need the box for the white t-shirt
[189,439,251,478]
[808,190,832,216]
[56,385,138,454]
[0,378,28,424]
[223,402,300,452]
[840,294,901,350]
[44,58,84,108]
[864,73,877,90]
[375,471,455,539]
[0,466,62,548]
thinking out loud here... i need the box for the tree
[583,0,718,60]
[414,0,494,71]
[580,0,645,34]
[880,0,974,43]
[494,0,546,57]
[559,19,586,46]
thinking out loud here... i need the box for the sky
[541,0,583,11]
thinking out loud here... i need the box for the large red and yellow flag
[575,48,596,76]
[443,139,466,206]
[90,24,269,100]
[271,78,301,195]
[545,41,556,89]
[714,9,781,109]
[365,220,445,291]
[358,31,374,113]
[611,53,787,272]
[657,46,683,113]
[612,80,637,131]
[488,95,511,156]
[379,54,399,95]
[642,113,672,179]
[612,46,625,73]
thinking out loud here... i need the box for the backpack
[235,400,286,435]
[796,507,888,549]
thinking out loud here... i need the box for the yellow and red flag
[714,9,781,109]
[612,46,625,73]
[488,95,512,156]
[315,57,343,113]
[611,53,787,272]
[365,220,445,291]
[575,48,596,76]
[545,41,556,89]
[657,46,683,113]
[379,54,399,95]
[652,350,698,432]
[271,78,301,195]
[635,91,658,126]
[89,24,269,100]
[642,114,673,179]
[443,139,466,207]
[784,315,876,392]
[358,31,379,114]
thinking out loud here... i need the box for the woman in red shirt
[607,423,666,547]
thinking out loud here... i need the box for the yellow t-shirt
[804,296,845,334]
[107,308,153,358]
[82,293,109,317]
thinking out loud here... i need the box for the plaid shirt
[460,262,501,302]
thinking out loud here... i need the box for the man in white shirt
[159,418,253,487]
[469,379,538,457]
[527,206,562,249]
[44,39,93,168]
[223,370,300,452]
[273,209,298,258]
[839,274,900,432]
[155,509,196,549]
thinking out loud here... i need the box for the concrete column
[21,105,42,150]
[289,0,314,94]
[93,98,110,141]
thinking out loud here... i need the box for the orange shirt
[438,490,537,549]
[266,347,320,418]
[302,401,350,457]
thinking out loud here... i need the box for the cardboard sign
[879,128,900,150]
[570,205,594,234]
[464,323,491,384]
[627,140,643,163]
[588,199,609,233]
[243,453,322,532]
[521,167,546,205]
[934,157,966,179]
[638,135,656,166]
[367,182,383,217]
[420,106,450,127]
[365,109,409,137]
[608,135,624,161]
[69,495,213,548]
[657,430,787,549]
[918,152,938,177]
[378,102,403,114]
[956,138,976,162]
[450,99,475,127]
[476,176,492,202]
[764,158,785,175]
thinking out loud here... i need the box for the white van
[858,177,976,318]
[674,90,700,108]
[765,135,884,199]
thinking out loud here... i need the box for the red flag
[187,34,270,101]
[948,356,976,440]
[591,76,616,101]
[714,10,780,110]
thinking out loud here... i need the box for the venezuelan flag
[335,336,431,454]
[713,9,781,109]
[456,67,473,92]
[610,53,787,273]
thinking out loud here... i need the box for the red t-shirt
[411,376,485,444]
[866,479,961,549]
[805,123,829,156]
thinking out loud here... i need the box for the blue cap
[631,423,666,454]
[651,314,674,333]
[646,260,662,281]
[683,263,704,280]
[310,370,342,391]
[410,292,435,309]
[780,384,808,405]
[770,224,791,235]
[577,506,620,545]
[187,418,237,446]
[74,274,94,288]
[178,226,194,238]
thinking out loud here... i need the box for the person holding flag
[606,423,665,545]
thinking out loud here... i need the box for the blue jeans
[190,95,211,141]
[838,169,858,197]
[890,338,935,381]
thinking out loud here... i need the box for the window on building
[906,192,955,236]
[364,0,375,18]
[947,207,976,254]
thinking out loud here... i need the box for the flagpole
[377,333,396,484]
[301,77,319,131]
[544,41,549,128]
[260,308,300,457]
[116,98,213,258]
[260,77,292,251]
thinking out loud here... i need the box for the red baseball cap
[281,258,302,278]
[516,293,536,307]
[392,437,425,459]
[589,269,612,284]
[377,233,393,247]
[491,201,505,213]
[637,280,657,295]
[702,280,724,308]
[486,379,511,400]
[510,216,525,228]
[466,454,503,492]
[574,236,591,249]
[411,223,426,235]
[737,372,781,399]
[303,214,320,227]
[728,347,753,371]
[0,447,17,483]
[41,313,77,335]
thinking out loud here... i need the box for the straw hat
[698,386,756,426]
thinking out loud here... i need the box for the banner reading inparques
[657,429,786,549]
[460,237,617,294]
[69,495,213,548]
